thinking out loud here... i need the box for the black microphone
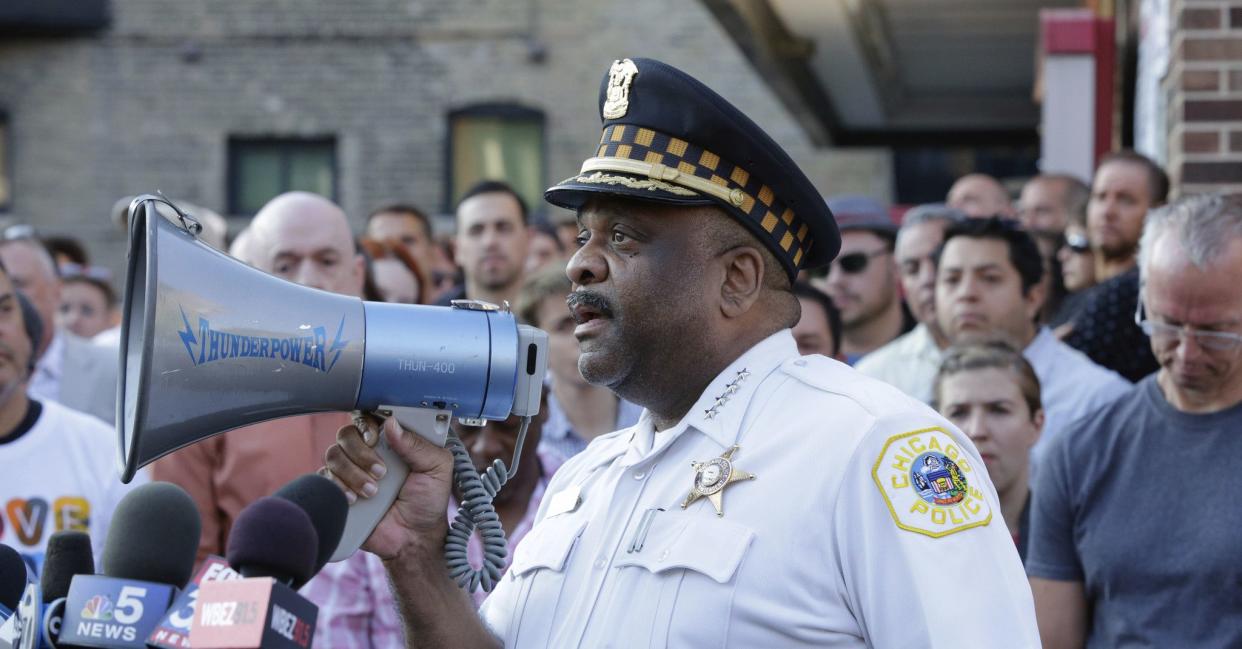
[38,531,95,648]
[190,498,319,648]
[272,475,348,581]
[0,543,30,647]
[225,498,317,589]
[57,482,201,648]
[0,544,25,623]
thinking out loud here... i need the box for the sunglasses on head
[833,249,890,274]
[1064,233,1090,254]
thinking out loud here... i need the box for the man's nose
[468,428,508,466]
[295,261,330,292]
[963,411,989,443]
[567,238,607,286]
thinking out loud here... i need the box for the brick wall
[0,0,891,280]
[1166,0,1242,195]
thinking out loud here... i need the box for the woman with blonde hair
[933,341,1043,562]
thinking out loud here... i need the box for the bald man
[0,238,117,423]
[152,192,365,565]
[947,173,1014,219]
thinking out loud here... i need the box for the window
[227,137,336,216]
[448,105,545,215]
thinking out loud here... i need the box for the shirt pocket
[504,514,588,647]
[600,513,755,648]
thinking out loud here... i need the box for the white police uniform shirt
[479,330,1039,647]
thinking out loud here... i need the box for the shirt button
[632,470,646,480]
[594,557,607,569]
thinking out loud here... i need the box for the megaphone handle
[330,433,410,563]
[329,407,452,563]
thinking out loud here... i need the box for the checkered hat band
[593,124,813,268]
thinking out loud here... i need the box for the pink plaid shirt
[302,449,564,648]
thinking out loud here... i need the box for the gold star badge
[680,445,755,517]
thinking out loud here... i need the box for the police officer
[324,58,1039,647]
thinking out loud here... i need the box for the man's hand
[322,414,455,561]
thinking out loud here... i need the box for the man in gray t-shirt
[1028,193,1242,648]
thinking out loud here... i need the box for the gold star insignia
[680,445,756,517]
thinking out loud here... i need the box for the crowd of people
[2,55,1240,648]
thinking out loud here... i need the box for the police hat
[545,58,840,281]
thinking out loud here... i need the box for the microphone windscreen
[40,531,94,602]
[273,474,348,574]
[0,543,25,612]
[102,481,202,588]
[226,497,318,589]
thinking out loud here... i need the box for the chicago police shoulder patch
[871,427,992,538]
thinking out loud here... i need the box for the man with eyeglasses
[813,195,911,365]
[1029,193,1242,649]
[856,204,964,403]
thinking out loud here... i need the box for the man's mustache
[566,291,615,321]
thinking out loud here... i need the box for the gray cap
[826,195,897,234]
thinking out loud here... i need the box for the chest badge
[680,445,755,517]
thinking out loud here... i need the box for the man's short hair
[900,203,967,231]
[516,263,572,327]
[1139,193,1242,280]
[938,217,1044,295]
[367,203,432,234]
[457,180,529,225]
[42,236,89,267]
[1097,150,1170,206]
[792,280,843,357]
[1040,174,1090,227]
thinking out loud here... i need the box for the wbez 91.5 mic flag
[57,482,200,649]
[190,494,330,649]
[148,474,346,649]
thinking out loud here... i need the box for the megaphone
[117,195,548,564]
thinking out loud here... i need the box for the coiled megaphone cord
[443,416,532,593]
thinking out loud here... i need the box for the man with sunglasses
[857,203,964,403]
[1029,193,1242,649]
[814,195,910,364]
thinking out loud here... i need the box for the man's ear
[718,246,765,319]
[1022,277,1047,322]
[352,253,367,295]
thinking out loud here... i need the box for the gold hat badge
[602,58,639,119]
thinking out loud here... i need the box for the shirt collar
[624,329,799,464]
[1023,326,1055,359]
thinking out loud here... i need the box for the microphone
[272,475,347,580]
[0,544,25,623]
[38,531,95,648]
[0,543,33,649]
[146,557,241,649]
[190,498,318,648]
[57,482,200,648]
[225,499,317,588]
